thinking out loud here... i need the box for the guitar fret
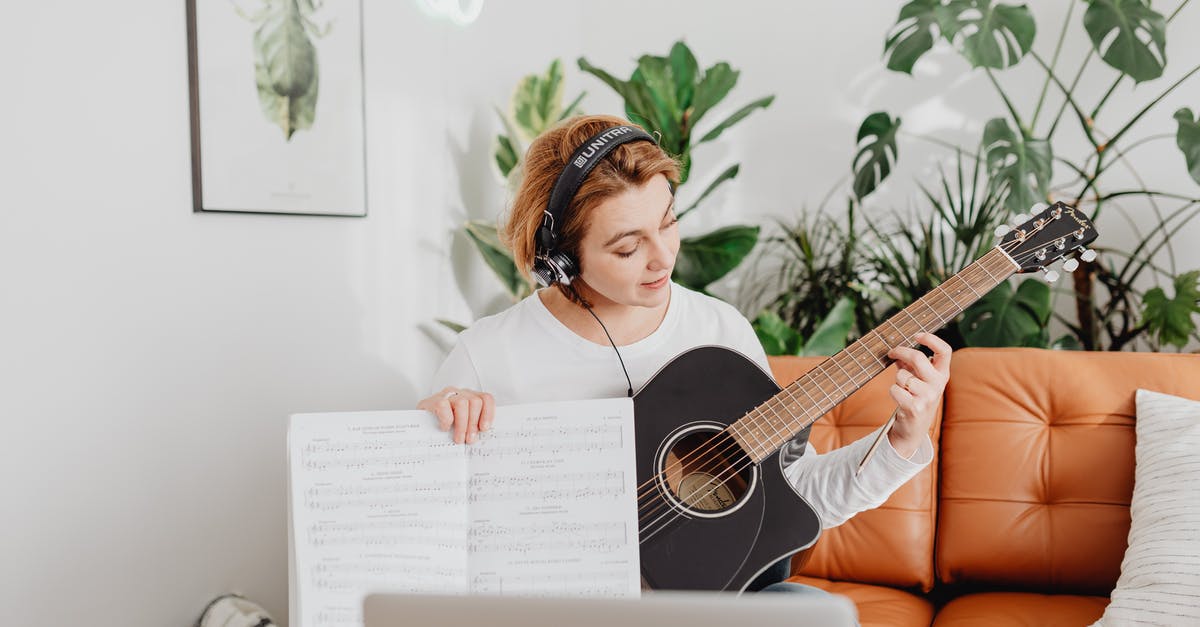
[731,246,1032,464]
[914,296,943,330]
[729,419,765,460]
[828,354,859,389]
[757,403,788,444]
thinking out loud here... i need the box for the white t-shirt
[429,281,932,529]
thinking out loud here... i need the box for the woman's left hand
[886,332,952,458]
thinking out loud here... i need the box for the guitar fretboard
[729,246,1019,463]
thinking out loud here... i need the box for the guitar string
[634,252,1008,539]
[636,236,1075,544]
[637,241,1045,544]
[631,214,1080,518]
[634,229,1079,541]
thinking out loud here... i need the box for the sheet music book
[287,397,640,627]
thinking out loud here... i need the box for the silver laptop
[363,591,858,627]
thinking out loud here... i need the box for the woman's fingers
[915,332,953,375]
[480,392,495,431]
[418,388,495,444]
[889,334,952,386]
[464,396,483,444]
[451,396,471,444]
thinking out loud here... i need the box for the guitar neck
[730,246,1020,463]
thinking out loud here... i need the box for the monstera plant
[579,41,774,293]
[850,0,1200,351]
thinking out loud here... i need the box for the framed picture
[186,0,367,217]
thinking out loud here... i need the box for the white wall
[2,2,1198,626]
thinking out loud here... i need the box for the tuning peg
[1012,213,1031,226]
[1030,202,1049,214]
[1042,268,1060,283]
[1062,258,1080,272]
[994,224,1011,237]
[1080,249,1097,262]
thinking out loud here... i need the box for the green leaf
[494,134,518,179]
[982,117,1052,212]
[884,0,948,74]
[945,0,1036,70]
[251,0,319,140]
[1051,334,1081,350]
[852,112,902,201]
[668,41,699,112]
[801,297,857,356]
[435,319,468,334]
[753,310,804,356]
[631,57,684,148]
[697,95,775,144]
[884,0,1034,73]
[464,220,527,300]
[1140,270,1200,348]
[1175,108,1200,186]
[678,164,739,219]
[673,225,760,292]
[960,278,1052,347]
[510,59,566,140]
[691,62,738,127]
[1083,0,1167,83]
[580,56,678,153]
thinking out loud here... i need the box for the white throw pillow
[1092,389,1200,626]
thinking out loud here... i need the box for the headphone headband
[537,125,658,253]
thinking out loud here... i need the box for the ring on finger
[443,390,460,400]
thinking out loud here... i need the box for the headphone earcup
[531,251,579,287]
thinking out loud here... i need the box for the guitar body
[627,202,1100,592]
[634,346,822,591]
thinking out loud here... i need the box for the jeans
[746,558,860,625]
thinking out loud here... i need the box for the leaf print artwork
[238,0,333,140]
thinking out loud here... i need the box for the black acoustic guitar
[634,202,1098,591]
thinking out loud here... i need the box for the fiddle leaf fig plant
[579,40,774,292]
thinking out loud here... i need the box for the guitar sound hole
[661,429,753,513]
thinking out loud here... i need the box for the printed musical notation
[287,399,640,627]
[470,569,634,596]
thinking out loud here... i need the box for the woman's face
[575,173,679,309]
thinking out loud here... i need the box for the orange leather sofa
[766,347,1200,626]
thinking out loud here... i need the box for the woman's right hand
[417,387,495,444]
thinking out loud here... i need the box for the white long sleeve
[424,282,934,530]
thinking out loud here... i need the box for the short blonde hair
[500,114,681,305]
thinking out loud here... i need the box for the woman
[419,114,950,592]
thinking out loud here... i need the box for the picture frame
[186,0,367,217]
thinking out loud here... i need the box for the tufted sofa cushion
[937,348,1200,593]
[787,575,934,627]
[768,357,941,592]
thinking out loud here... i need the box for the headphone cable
[570,285,634,398]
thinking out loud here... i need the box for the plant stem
[1048,52,1093,141]
[1032,0,1076,129]
[1099,190,1200,203]
[1030,51,1100,149]
[1078,62,1200,203]
[985,68,1024,131]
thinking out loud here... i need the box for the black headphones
[531,125,659,287]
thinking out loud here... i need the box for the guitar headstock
[997,202,1098,276]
